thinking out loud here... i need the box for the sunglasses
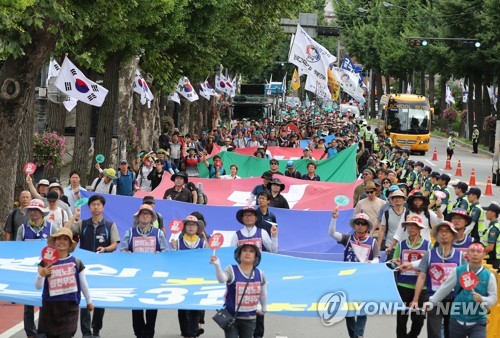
[354,220,369,226]
[383,181,391,184]
[366,190,376,194]
[271,162,278,165]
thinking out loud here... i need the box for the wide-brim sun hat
[48,227,77,253]
[103,168,118,180]
[349,213,373,232]
[171,171,188,184]
[432,221,459,242]
[24,199,49,216]
[133,204,158,222]
[236,207,258,224]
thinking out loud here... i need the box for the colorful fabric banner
[291,68,301,91]
[0,242,402,315]
[233,147,325,160]
[79,192,355,260]
[198,144,358,183]
[136,174,358,210]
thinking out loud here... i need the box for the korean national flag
[55,56,109,107]
[47,59,79,112]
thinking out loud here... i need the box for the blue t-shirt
[114,171,136,196]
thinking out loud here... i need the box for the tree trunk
[0,22,58,239]
[384,75,390,94]
[428,74,435,107]
[44,100,68,179]
[117,57,140,162]
[71,104,92,187]
[370,71,376,119]
[14,94,37,201]
[439,77,447,132]
[474,77,482,144]
[420,72,426,96]
[467,77,475,139]
[91,52,122,179]
[376,73,383,102]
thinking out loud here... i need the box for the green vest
[452,264,491,323]
[481,221,500,258]
[469,203,486,238]
[448,195,470,212]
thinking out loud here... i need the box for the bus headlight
[420,139,430,144]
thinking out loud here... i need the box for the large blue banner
[0,242,402,316]
[80,192,354,260]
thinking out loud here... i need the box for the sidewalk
[432,134,493,158]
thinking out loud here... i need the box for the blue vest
[425,248,462,296]
[42,255,81,304]
[178,234,204,250]
[344,235,376,262]
[398,238,431,285]
[453,235,473,255]
[224,265,262,318]
[21,222,53,241]
[236,228,264,252]
[452,264,491,323]
[127,227,161,253]
[80,218,113,252]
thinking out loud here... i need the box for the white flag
[203,79,217,96]
[55,56,108,107]
[406,83,412,94]
[445,86,455,105]
[168,92,180,104]
[461,82,468,103]
[199,82,211,100]
[215,74,229,94]
[133,70,154,108]
[47,59,79,112]
[229,75,237,97]
[331,67,366,104]
[176,77,199,102]
[288,24,336,88]
[305,75,331,99]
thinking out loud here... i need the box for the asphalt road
[4,134,498,338]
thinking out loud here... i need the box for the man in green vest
[472,124,479,154]
[427,243,498,338]
[450,181,469,212]
[467,187,485,243]
[482,203,500,270]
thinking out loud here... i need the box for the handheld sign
[334,195,350,208]
[74,197,89,208]
[24,162,37,175]
[95,154,105,164]
[208,233,224,255]
[434,191,446,199]
[41,246,59,265]
[459,271,479,291]
[169,220,184,235]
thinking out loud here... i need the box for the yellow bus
[383,94,433,155]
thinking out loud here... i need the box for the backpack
[94,177,114,194]
[198,192,208,205]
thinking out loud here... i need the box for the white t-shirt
[45,207,69,229]
[220,175,241,179]
[90,177,117,195]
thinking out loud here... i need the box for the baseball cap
[485,203,500,215]
[46,190,59,202]
[120,159,128,164]
[452,181,468,193]
[438,174,451,183]
[286,160,295,168]
[142,196,155,204]
[468,187,481,198]
[430,172,441,179]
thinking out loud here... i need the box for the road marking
[425,160,436,167]
[0,310,39,338]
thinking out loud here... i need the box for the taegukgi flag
[199,82,211,100]
[288,24,336,88]
[176,77,199,102]
[133,70,154,107]
[204,79,217,96]
[54,56,108,107]
[215,74,229,94]
[168,92,180,104]
[47,59,79,112]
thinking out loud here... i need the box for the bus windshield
[232,105,268,121]
[387,101,430,134]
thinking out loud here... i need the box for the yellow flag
[291,68,301,91]
[328,68,340,101]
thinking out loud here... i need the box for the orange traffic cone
[445,157,452,170]
[455,160,462,177]
[432,147,438,161]
[485,176,493,196]
[469,169,476,187]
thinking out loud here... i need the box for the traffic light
[461,39,481,48]
[408,39,428,47]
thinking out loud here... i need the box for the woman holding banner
[210,243,267,338]
[35,227,94,338]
